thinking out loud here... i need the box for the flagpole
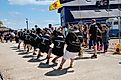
[78,0,82,25]
[26,18,29,30]
[118,0,121,43]
[79,0,81,19]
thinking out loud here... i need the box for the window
[114,21,118,25]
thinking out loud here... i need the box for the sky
[0,0,60,29]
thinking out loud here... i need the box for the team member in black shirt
[36,29,52,59]
[24,30,31,53]
[58,26,80,70]
[46,31,65,64]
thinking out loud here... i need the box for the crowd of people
[0,19,110,70]
[0,30,16,43]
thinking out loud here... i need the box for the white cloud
[3,19,8,22]
[8,0,55,5]
[45,19,57,23]
[9,11,22,17]
[31,8,46,12]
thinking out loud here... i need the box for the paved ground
[0,39,121,80]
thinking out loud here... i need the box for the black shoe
[45,56,48,59]
[89,46,91,49]
[52,59,57,64]
[27,49,29,53]
[37,54,43,59]
[18,46,20,49]
[58,66,62,70]
[91,54,97,59]
[33,53,36,55]
[37,54,41,59]
[68,65,73,68]
[46,61,49,64]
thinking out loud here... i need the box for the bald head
[91,19,96,23]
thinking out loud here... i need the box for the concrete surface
[0,39,121,80]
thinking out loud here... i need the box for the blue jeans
[103,41,109,50]
[89,39,97,49]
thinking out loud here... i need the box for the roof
[0,26,10,31]
[63,0,121,6]
[71,9,121,19]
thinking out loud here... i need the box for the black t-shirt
[89,23,98,39]
[66,32,80,52]
[34,34,42,43]
[18,31,23,39]
[53,35,65,49]
[97,26,102,37]
[41,34,51,46]
[83,31,87,38]
[25,33,31,41]
[75,32,83,43]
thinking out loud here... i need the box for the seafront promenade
[0,39,121,80]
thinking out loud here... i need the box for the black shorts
[24,40,30,44]
[39,45,50,53]
[52,48,64,57]
[30,41,38,48]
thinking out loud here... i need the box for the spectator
[89,19,100,59]
[102,25,109,53]
[96,23,103,51]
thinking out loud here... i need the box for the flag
[49,0,62,11]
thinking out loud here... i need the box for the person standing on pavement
[82,24,88,48]
[89,19,101,59]
[96,23,103,51]
[58,26,80,70]
[102,25,109,53]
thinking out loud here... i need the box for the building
[58,0,121,27]
[0,21,10,32]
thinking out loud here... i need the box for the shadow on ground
[74,56,91,60]
[85,50,93,52]
[38,62,57,68]
[119,62,121,64]
[16,50,25,52]
[28,58,47,62]
[12,48,18,50]
[10,46,18,49]
[23,55,33,58]
[18,52,28,55]
[45,67,74,76]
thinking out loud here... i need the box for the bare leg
[58,58,66,69]
[78,48,83,57]
[33,47,36,55]
[27,45,29,53]
[91,45,97,59]
[18,42,21,49]
[46,48,52,64]
[36,49,42,59]
[70,58,74,68]
[30,46,32,50]
[52,56,60,64]
[24,43,26,51]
